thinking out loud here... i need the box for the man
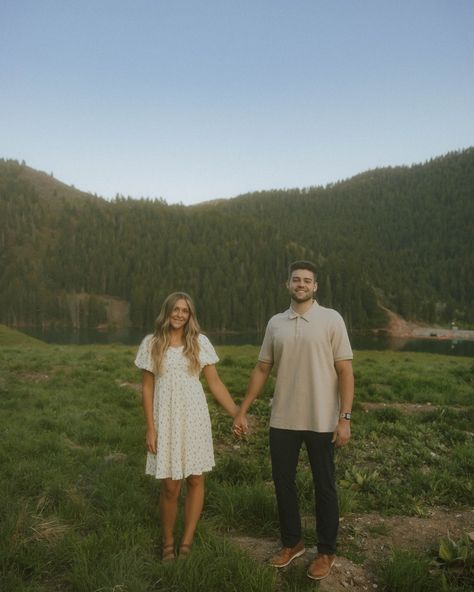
[233,260,354,581]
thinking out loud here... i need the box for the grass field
[0,325,473,591]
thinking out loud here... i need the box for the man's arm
[233,360,273,434]
[332,359,354,448]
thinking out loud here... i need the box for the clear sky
[1,1,473,205]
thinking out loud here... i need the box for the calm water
[20,327,474,357]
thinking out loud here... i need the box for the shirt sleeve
[330,313,353,361]
[199,334,219,368]
[134,334,155,372]
[258,319,274,364]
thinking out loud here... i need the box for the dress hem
[145,464,215,481]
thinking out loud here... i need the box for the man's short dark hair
[288,260,317,280]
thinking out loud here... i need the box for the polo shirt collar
[288,300,318,321]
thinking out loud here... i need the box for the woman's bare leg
[181,474,205,546]
[160,478,182,546]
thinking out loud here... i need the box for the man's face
[287,269,317,303]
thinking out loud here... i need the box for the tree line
[0,148,472,332]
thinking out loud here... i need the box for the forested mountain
[1,149,472,333]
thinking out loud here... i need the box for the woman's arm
[202,364,239,418]
[142,370,157,454]
[232,360,273,434]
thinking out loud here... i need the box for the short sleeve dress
[134,333,219,480]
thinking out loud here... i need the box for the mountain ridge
[1,149,472,332]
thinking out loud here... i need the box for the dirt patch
[360,402,441,415]
[19,372,50,383]
[360,402,470,417]
[341,508,474,557]
[378,307,474,341]
[230,508,474,590]
[230,536,375,590]
[383,308,422,338]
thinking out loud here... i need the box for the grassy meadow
[0,325,473,591]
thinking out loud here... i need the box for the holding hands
[232,409,249,438]
[231,361,272,439]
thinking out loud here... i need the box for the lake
[20,327,474,357]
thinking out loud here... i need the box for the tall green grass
[377,549,474,592]
[0,327,473,590]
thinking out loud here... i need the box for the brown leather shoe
[268,540,305,568]
[307,553,336,580]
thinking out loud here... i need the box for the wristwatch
[340,412,352,420]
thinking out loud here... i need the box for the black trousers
[269,427,338,554]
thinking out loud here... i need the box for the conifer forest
[1,149,472,333]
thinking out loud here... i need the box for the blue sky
[1,0,473,205]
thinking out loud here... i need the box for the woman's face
[169,298,190,331]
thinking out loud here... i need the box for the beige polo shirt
[258,301,353,432]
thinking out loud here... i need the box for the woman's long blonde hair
[150,292,201,376]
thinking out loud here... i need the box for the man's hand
[332,419,351,448]
[232,410,249,438]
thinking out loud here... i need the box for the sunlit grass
[0,327,473,590]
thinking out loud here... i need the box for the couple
[135,260,354,581]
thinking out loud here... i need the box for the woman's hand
[146,427,157,454]
[232,410,248,438]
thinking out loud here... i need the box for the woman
[135,292,238,561]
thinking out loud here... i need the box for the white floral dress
[134,333,219,480]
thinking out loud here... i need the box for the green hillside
[0,149,472,332]
[0,324,46,347]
